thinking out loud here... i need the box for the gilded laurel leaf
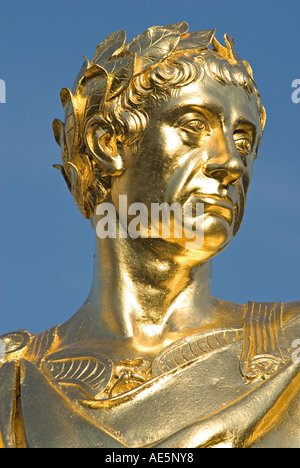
[72,59,89,94]
[52,119,72,190]
[161,21,189,35]
[52,118,65,147]
[60,87,73,109]
[59,88,82,160]
[106,54,135,99]
[66,154,94,217]
[212,34,242,64]
[84,78,107,123]
[68,154,93,191]
[92,52,135,100]
[82,64,107,82]
[92,29,126,66]
[224,34,241,62]
[82,67,108,123]
[125,27,181,75]
[175,29,216,52]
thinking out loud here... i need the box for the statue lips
[186,192,236,225]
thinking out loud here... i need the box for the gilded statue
[0,22,299,448]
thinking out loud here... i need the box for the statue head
[53,22,266,259]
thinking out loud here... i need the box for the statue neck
[85,225,215,349]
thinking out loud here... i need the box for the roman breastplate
[0,301,299,448]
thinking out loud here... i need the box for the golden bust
[0,22,299,448]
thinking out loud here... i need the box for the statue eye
[234,133,252,155]
[175,113,211,146]
[180,119,207,134]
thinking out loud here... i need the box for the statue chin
[168,213,234,260]
[200,213,233,251]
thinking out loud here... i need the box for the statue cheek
[241,169,252,197]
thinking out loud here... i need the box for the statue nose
[202,138,245,186]
[203,162,244,186]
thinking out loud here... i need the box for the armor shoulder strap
[240,301,290,382]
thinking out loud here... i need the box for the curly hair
[103,50,264,146]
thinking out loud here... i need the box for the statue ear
[85,116,124,176]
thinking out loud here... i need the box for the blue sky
[0,0,299,335]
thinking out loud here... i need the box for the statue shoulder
[0,325,59,366]
[0,330,34,448]
[0,329,33,363]
[0,326,59,448]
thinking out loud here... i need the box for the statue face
[109,71,262,258]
